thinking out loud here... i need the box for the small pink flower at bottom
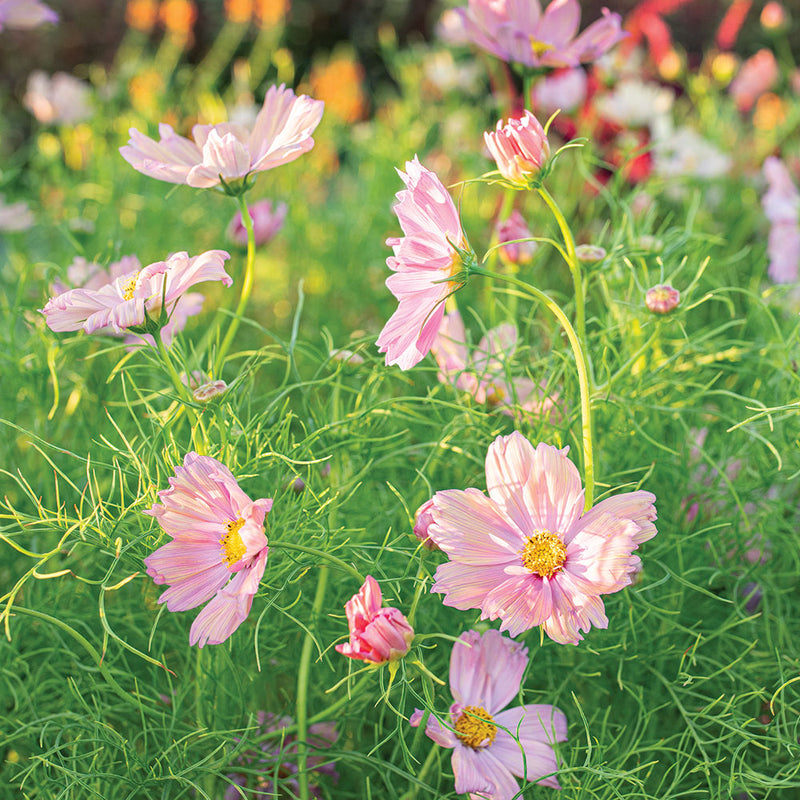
[428,432,657,645]
[144,453,273,647]
[335,575,414,664]
[227,199,287,247]
[645,284,680,314]
[410,629,567,798]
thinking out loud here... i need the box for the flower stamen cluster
[521,531,567,578]
[454,705,497,748]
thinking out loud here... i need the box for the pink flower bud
[645,284,680,314]
[227,199,287,247]
[192,379,228,402]
[575,244,606,263]
[413,499,439,550]
[335,576,414,664]
[484,110,550,188]
[495,211,537,266]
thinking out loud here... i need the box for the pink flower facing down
[335,575,414,664]
[0,0,57,30]
[227,198,288,247]
[448,0,627,69]
[428,432,658,645]
[432,311,558,423]
[144,453,273,647]
[410,629,567,798]
[413,499,439,550]
[41,250,230,346]
[485,111,550,188]
[376,157,473,370]
[762,156,800,284]
[120,84,324,191]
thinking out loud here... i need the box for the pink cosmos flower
[24,71,93,125]
[0,0,57,30]
[376,157,472,370]
[41,250,230,345]
[0,194,34,232]
[762,156,800,284]
[447,0,627,69]
[144,453,273,647]
[495,211,537,266]
[427,432,658,645]
[410,629,567,797]
[335,575,414,664]
[431,311,558,423]
[227,198,287,247]
[485,111,550,188]
[120,84,324,190]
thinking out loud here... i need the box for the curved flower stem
[296,564,329,800]
[215,194,255,374]
[271,541,365,583]
[537,186,587,352]
[472,264,595,509]
[155,329,207,454]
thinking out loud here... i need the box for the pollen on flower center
[521,531,567,578]
[529,37,554,57]
[454,705,497,749]
[485,384,506,407]
[122,274,139,301]
[220,518,247,566]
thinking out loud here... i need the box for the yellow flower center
[529,38,554,58]
[454,705,497,749]
[485,384,506,407]
[521,531,567,578]
[122,274,139,301]
[220,518,247,567]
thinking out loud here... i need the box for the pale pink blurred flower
[431,311,558,423]
[0,0,57,30]
[144,452,273,647]
[120,84,324,190]
[413,499,439,550]
[376,157,472,370]
[427,432,658,645]
[594,79,674,130]
[645,284,680,314]
[335,575,414,664]
[41,250,229,346]
[410,629,567,796]
[531,67,587,115]
[762,156,800,283]
[330,348,365,365]
[227,199,287,247]
[729,49,779,113]
[23,71,92,125]
[495,211,537,265]
[485,111,550,188]
[0,194,34,231]
[447,0,627,69]
[575,244,606,263]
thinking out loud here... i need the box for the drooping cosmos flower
[761,156,800,284]
[23,71,93,125]
[446,0,627,69]
[335,575,414,664]
[410,629,567,797]
[41,250,230,346]
[485,111,550,188]
[227,198,287,247]
[0,194,34,232]
[0,0,57,30]
[144,453,273,647]
[376,157,472,370]
[431,311,558,423]
[224,712,338,800]
[428,432,658,644]
[120,84,324,190]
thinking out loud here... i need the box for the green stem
[215,194,256,374]
[537,186,586,350]
[296,565,329,800]
[400,741,440,800]
[472,264,595,508]
[271,541,364,583]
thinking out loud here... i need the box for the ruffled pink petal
[561,7,627,65]
[490,716,563,789]
[409,708,458,748]
[156,562,231,612]
[484,432,540,534]
[482,574,554,636]
[432,560,516,611]
[542,590,607,645]
[526,442,585,534]
[579,490,657,545]
[119,125,201,184]
[539,0,581,47]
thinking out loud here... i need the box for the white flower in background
[595,80,674,133]
[531,67,588,115]
[423,50,483,95]
[653,127,732,180]
[0,195,34,232]
[24,71,93,125]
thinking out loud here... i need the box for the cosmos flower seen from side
[427,432,657,645]
[410,629,567,798]
[144,453,273,647]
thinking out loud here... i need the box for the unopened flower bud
[645,284,680,314]
[484,110,550,188]
[575,244,606,263]
[192,379,228,402]
[413,499,439,550]
[330,348,365,365]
